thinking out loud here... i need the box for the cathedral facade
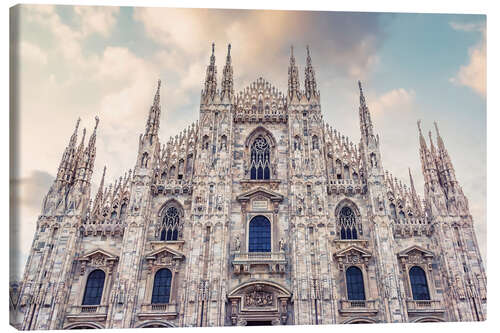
[10,44,487,329]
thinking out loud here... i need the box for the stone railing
[406,299,445,314]
[151,179,193,196]
[339,300,378,314]
[232,252,286,274]
[137,303,178,320]
[327,179,366,195]
[66,305,108,322]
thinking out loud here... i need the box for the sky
[10,5,486,281]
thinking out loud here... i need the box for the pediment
[78,248,118,262]
[236,186,284,202]
[228,280,291,298]
[398,245,434,258]
[333,245,372,259]
[145,246,184,261]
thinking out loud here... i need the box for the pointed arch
[158,199,184,241]
[335,199,362,239]
[244,126,277,148]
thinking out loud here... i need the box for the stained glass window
[339,207,358,240]
[346,266,365,300]
[249,216,271,252]
[409,266,430,300]
[152,268,172,304]
[82,269,105,305]
[160,206,181,241]
[250,137,271,180]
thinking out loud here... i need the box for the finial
[228,43,231,56]
[358,80,363,95]
[434,121,441,137]
[417,120,423,135]
[306,45,310,57]
[94,116,100,130]
[212,42,215,55]
[291,45,294,58]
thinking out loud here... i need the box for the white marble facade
[10,44,487,329]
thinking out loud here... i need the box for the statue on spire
[221,43,234,102]
[203,42,217,102]
[288,45,300,102]
[304,45,318,101]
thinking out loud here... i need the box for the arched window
[250,137,271,180]
[160,206,181,241]
[202,135,209,150]
[141,153,149,168]
[151,268,172,304]
[346,266,365,300]
[82,269,105,305]
[312,135,319,150]
[389,203,397,220]
[220,135,227,151]
[399,210,406,222]
[248,216,271,252]
[409,266,430,300]
[294,136,301,151]
[177,160,184,180]
[343,165,350,179]
[339,207,358,240]
[169,165,176,179]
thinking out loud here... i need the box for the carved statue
[234,236,241,251]
[279,238,285,252]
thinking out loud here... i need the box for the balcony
[406,300,445,314]
[66,305,108,322]
[327,179,366,195]
[137,303,178,320]
[232,252,286,274]
[151,179,193,196]
[339,300,378,315]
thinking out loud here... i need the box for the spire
[304,45,318,100]
[428,130,436,156]
[221,43,234,102]
[203,42,217,102]
[69,117,81,148]
[417,120,427,150]
[408,167,421,211]
[358,81,374,140]
[434,121,446,151]
[56,118,82,183]
[288,45,300,102]
[91,166,106,217]
[145,79,161,137]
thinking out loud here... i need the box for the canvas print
[9,4,487,329]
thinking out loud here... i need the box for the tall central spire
[203,42,218,102]
[221,43,234,102]
[358,81,374,140]
[145,79,161,137]
[304,45,318,100]
[288,45,300,102]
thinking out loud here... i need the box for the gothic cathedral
[10,44,487,329]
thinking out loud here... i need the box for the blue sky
[11,5,486,281]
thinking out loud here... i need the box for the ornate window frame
[334,199,363,239]
[333,245,372,300]
[143,247,184,311]
[243,126,277,180]
[156,199,184,241]
[397,246,436,300]
[76,249,119,307]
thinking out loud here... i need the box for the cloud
[74,6,119,38]
[449,22,486,97]
[369,88,416,115]
[19,41,48,65]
